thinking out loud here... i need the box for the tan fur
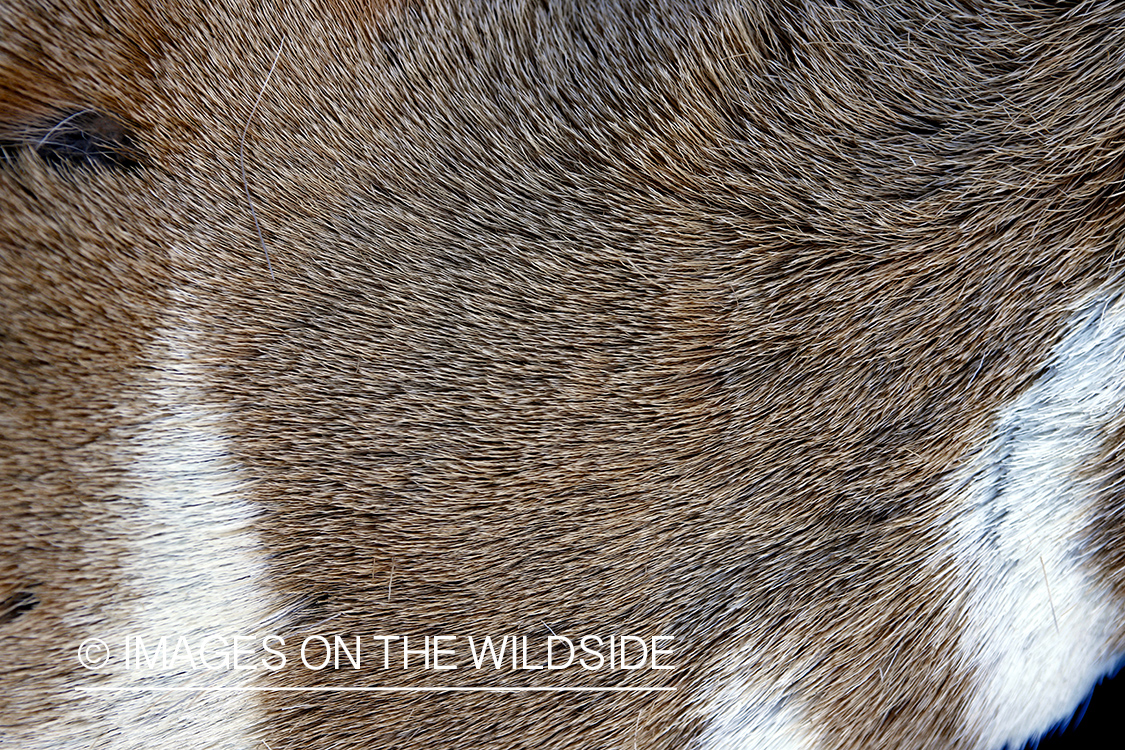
[2,1,1125,748]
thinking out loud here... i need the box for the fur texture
[2,1,1125,748]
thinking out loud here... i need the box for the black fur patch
[1,110,143,169]
[0,591,38,624]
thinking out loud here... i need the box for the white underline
[79,686,675,693]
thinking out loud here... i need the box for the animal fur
[2,1,1124,748]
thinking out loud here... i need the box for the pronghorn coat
[2,1,1124,748]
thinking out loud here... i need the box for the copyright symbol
[77,638,111,670]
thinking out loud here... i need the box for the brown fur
[3,1,1125,748]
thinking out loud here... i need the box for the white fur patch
[77,324,278,749]
[696,682,817,750]
[949,291,1125,750]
